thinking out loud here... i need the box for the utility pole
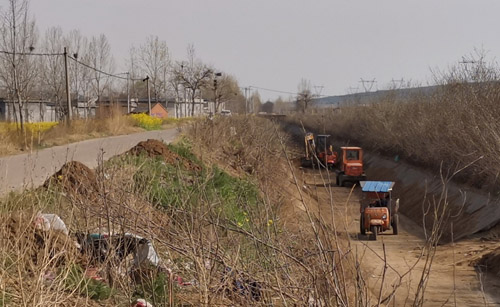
[313,85,324,98]
[64,47,72,120]
[244,87,249,115]
[213,72,222,114]
[459,57,483,81]
[73,52,80,118]
[164,70,168,113]
[359,78,377,92]
[143,76,151,115]
[213,78,218,115]
[347,86,359,94]
[127,72,130,113]
[390,78,404,89]
[249,86,255,113]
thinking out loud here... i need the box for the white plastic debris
[34,213,69,235]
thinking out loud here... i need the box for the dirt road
[0,129,178,196]
[298,167,500,306]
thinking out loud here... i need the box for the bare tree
[173,45,212,116]
[87,34,114,104]
[0,0,38,131]
[297,78,313,113]
[168,71,184,117]
[40,26,65,120]
[65,29,89,117]
[133,36,170,103]
[202,73,241,114]
[274,96,286,114]
[250,90,262,114]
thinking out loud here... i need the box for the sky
[26,0,500,101]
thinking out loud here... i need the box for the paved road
[0,129,178,196]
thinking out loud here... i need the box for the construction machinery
[301,133,338,169]
[335,147,367,186]
[359,181,399,240]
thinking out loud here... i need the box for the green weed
[65,265,114,301]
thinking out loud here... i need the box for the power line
[68,55,141,81]
[248,85,333,98]
[0,48,139,83]
[0,50,64,56]
[248,85,297,96]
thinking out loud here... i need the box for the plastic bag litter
[130,233,161,268]
[82,232,164,270]
[34,213,69,235]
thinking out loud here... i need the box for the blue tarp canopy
[360,181,395,193]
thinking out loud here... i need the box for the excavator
[301,133,338,169]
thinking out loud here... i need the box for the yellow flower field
[0,121,59,134]
[129,113,162,130]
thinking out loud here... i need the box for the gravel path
[0,129,178,195]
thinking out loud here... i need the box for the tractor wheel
[370,225,378,240]
[336,175,340,186]
[338,175,345,187]
[360,214,366,235]
[392,214,399,235]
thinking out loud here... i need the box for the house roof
[130,103,168,114]
[152,102,168,112]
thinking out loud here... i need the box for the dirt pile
[128,139,201,171]
[44,161,100,200]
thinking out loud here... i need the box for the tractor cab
[335,147,367,186]
[341,147,363,176]
[359,181,399,240]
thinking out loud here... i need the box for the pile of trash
[5,211,172,306]
[128,139,201,172]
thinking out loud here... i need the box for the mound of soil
[474,248,500,276]
[44,161,100,199]
[128,139,201,172]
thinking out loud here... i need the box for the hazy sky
[29,0,500,101]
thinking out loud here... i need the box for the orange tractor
[335,147,367,186]
[301,133,338,169]
[359,181,399,240]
